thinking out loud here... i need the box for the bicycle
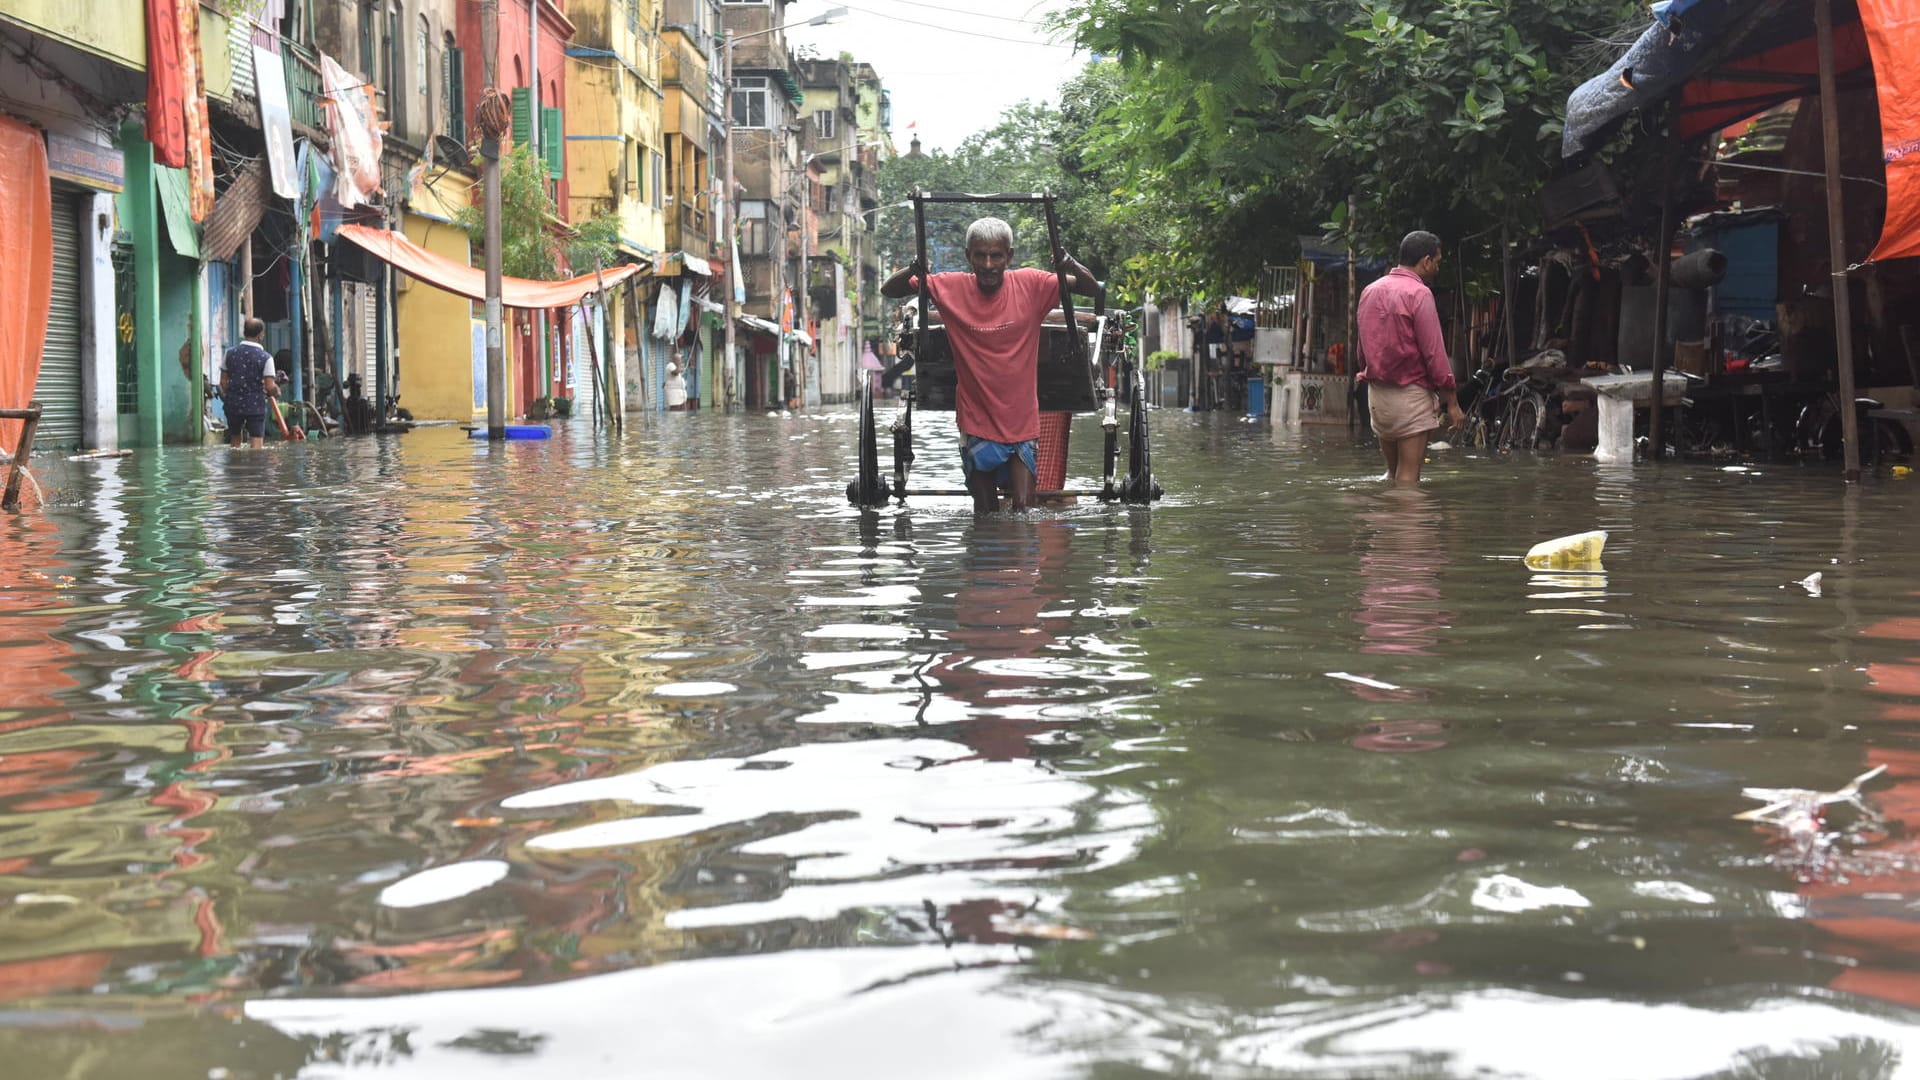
[1792,390,1913,468]
[1493,366,1554,452]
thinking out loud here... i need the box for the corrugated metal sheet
[154,166,201,259]
[228,16,257,103]
[32,194,84,453]
[202,158,271,262]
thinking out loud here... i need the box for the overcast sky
[782,0,1090,153]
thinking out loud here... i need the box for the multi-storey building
[565,0,668,416]
[657,0,723,409]
[0,0,250,451]
[722,0,807,410]
[795,55,888,404]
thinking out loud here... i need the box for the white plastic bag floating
[1524,530,1607,570]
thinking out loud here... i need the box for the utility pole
[798,156,810,409]
[481,0,506,438]
[721,31,738,411]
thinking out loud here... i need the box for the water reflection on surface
[4,413,1920,1076]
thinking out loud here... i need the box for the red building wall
[452,0,576,412]
[454,0,573,216]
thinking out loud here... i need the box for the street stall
[1560,0,1920,476]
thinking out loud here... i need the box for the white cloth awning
[784,330,812,347]
[738,315,782,336]
[679,253,711,276]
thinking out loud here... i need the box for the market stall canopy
[1561,0,1920,261]
[1561,0,1869,159]
[336,224,645,309]
[1298,236,1390,274]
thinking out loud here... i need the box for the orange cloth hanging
[0,116,53,456]
[1859,0,1920,262]
[143,0,186,167]
[335,225,646,309]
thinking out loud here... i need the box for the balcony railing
[667,201,711,258]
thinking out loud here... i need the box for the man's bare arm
[1053,251,1100,297]
[880,258,926,299]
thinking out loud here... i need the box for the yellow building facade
[396,172,492,423]
[565,0,668,415]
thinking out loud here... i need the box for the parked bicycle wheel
[1501,394,1544,451]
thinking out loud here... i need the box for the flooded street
[5,410,1920,1078]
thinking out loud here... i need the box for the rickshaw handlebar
[913,191,1058,205]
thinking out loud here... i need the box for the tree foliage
[456,145,623,280]
[876,64,1175,305]
[1052,0,1640,294]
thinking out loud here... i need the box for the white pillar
[79,192,117,451]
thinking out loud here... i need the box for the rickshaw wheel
[848,378,889,507]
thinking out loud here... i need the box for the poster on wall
[471,320,487,412]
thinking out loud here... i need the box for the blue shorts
[230,414,266,439]
[960,435,1038,489]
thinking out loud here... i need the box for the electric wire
[826,1,1076,48]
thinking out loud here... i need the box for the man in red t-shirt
[882,217,1097,513]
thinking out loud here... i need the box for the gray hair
[965,217,1015,252]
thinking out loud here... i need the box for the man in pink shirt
[1357,231,1465,484]
[882,217,1097,513]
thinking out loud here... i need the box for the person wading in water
[1356,230,1465,484]
[881,217,1097,513]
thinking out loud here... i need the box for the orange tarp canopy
[336,224,645,308]
[1859,0,1920,262]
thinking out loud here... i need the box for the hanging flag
[731,243,746,306]
[144,0,186,167]
[1859,0,1920,262]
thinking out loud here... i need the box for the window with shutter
[443,39,464,141]
[512,86,532,146]
[542,107,563,177]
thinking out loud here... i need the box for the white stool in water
[1579,372,1692,463]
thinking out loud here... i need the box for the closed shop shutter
[359,282,378,381]
[32,194,85,453]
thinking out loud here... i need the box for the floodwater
[4,408,1920,1079]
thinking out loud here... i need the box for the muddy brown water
[3,411,1920,1078]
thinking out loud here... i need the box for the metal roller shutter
[33,194,84,453]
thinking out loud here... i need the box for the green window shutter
[511,86,532,146]
[542,107,563,178]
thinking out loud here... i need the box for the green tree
[875,63,1168,304]
[456,145,622,280]
[1054,0,1639,294]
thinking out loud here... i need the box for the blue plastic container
[1246,376,1267,417]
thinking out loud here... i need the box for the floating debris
[1326,671,1403,692]
[1738,766,1905,882]
[1524,530,1607,570]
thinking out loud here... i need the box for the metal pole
[721,33,738,411]
[1817,0,1862,482]
[1345,194,1357,376]
[478,2,506,438]
[798,160,809,409]
[2,403,42,511]
[1649,138,1677,457]
[1501,222,1517,366]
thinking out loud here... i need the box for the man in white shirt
[665,362,689,410]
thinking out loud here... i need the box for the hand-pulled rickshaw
[846,191,1164,508]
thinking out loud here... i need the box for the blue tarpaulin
[1563,12,1727,158]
